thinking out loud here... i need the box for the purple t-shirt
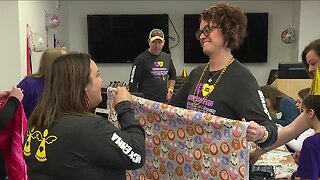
[17,76,44,118]
[296,133,320,179]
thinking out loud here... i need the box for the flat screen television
[278,62,310,79]
[87,14,169,63]
[184,13,268,63]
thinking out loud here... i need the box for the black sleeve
[82,101,145,170]
[168,58,177,81]
[169,65,204,108]
[0,97,19,130]
[234,74,278,148]
[128,57,143,93]
[169,78,189,108]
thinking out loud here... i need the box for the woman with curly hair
[170,2,277,148]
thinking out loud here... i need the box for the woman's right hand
[112,87,132,105]
[9,86,24,102]
[0,91,9,101]
[250,147,265,165]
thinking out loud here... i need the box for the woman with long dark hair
[24,52,146,179]
[260,85,299,127]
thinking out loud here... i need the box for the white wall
[1,1,313,91]
[66,0,300,85]
[17,0,68,80]
[298,0,320,60]
[0,1,21,90]
[0,1,69,90]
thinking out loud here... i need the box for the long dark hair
[29,52,92,129]
[260,85,286,111]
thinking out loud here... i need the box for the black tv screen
[87,14,169,63]
[184,13,268,63]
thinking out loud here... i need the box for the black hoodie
[24,101,146,180]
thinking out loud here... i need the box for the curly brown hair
[200,2,247,50]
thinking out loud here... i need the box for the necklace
[192,56,234,106]
[207,71,221,83]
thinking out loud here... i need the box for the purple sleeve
[17,77,33,118]
[295,135,320,179]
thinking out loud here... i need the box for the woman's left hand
[166,91,173,102]
[243,118,265,142]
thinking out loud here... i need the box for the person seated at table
[249,38,320,177]
[296,88,311,113]
[294,94,320,179]
[285,88,314,153]
[260,85,299,127]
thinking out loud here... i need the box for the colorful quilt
[107,91,250,180]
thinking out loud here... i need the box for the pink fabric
[0,100,29,180]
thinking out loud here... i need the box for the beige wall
[66,1,301,85]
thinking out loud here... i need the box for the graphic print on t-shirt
[257,90,272,120]
[151,60,168,80]
[186,82,215,114]
[24,127,41,156]
[24,128,57,162]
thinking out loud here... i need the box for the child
[295,88,311,113]
[285,88,314,153]
[295,95,320,179]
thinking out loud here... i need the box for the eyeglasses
[195,25,219,40]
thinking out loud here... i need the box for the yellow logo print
[35,129,57,162]
[23,127,41,157]
[202,83,214,97]
[158,61,163,67]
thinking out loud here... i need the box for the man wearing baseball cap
[128,28,177,103]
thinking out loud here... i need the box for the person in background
[170,2,277,148]
[260,85,299,127]
[284,87,314,175]
[25,52,146,179]
[128,28,177,103]
[293,95,320,179]
[18,48,66,118]
[285,87,314,153]
[250,38,320,165]
[296,88,310,113]
[0,87,24,180]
